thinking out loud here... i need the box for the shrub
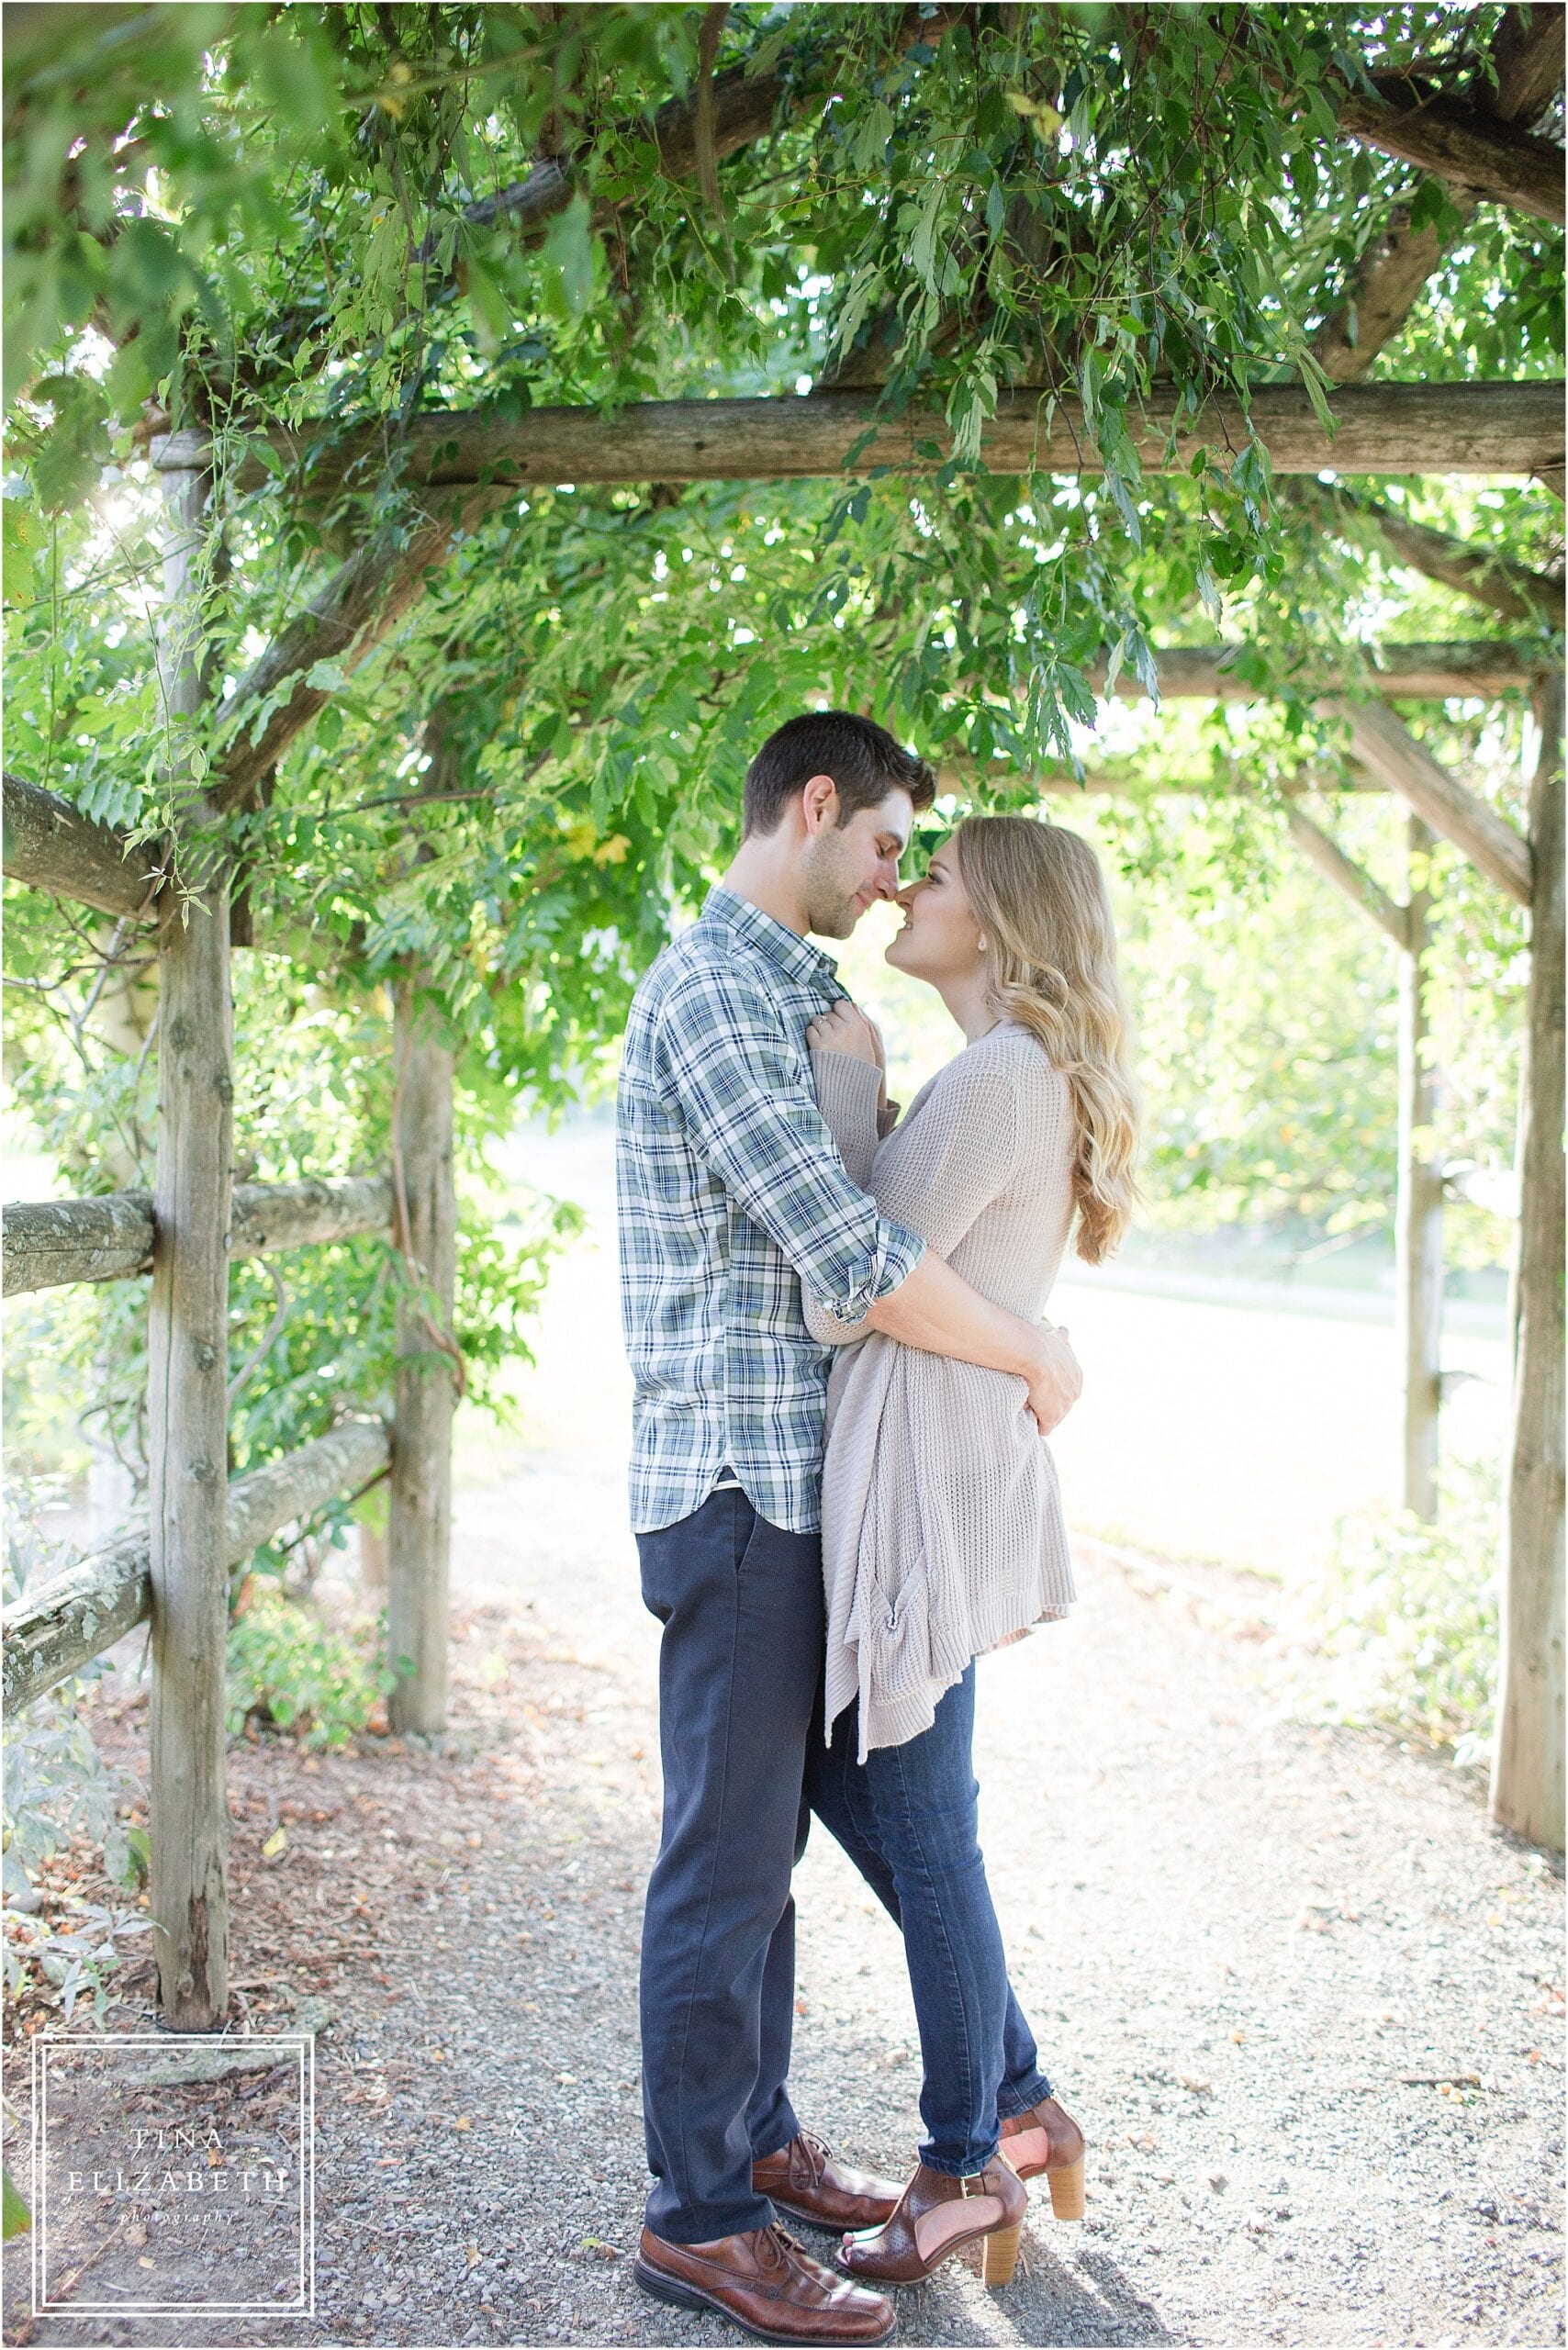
[3,1486,150,2021]
[1291,1457,1501,1767]
[226,1588,398,1751]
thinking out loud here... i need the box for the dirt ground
[4,1439,1562,2350]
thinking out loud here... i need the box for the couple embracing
[615,711,1139,2344]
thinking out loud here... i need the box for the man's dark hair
[741,711,936,839]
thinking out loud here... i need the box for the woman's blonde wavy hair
[953,814,1140,1265]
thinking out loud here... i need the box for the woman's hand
[807,999,882,1068]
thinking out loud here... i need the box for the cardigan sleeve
[801,1046,1024,1346]
[868,1051,1023,1259]
[810,1047,885,1189]
[803,1049,890,1347]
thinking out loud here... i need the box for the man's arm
[863,1253,1081,1436]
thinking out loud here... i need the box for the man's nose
[872,867,901,901]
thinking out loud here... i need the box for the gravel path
[6,1441,1562,2350]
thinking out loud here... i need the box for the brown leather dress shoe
[999,2095,1087,2218]
[754,2131,902,2232]
[837,2156,1028,2288]
[635,2221,896,2344]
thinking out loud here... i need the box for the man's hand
[1022,1323,1081,1437]
[864,1254,1083,1429]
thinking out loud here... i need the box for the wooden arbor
[2,377,1562,2053]
[1,465,466,2030]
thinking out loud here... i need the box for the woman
[801,813,1139,2292]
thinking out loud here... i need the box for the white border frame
[30,2031,316,2316]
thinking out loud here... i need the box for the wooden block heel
[1047,2156,1085,2221]
[980,2218,1024,2288]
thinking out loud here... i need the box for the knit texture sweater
[806,1022,1078,1760]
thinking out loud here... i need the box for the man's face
[800,786,914,939]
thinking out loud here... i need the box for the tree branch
[2,771,168,920]
[1313,9,1562,379]
[213,7,968,402]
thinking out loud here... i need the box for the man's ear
[800,773,839,836]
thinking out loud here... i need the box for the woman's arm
[810,1047,884,1188]
[803,1047,886,1345]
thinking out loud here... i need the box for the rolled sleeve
[657,961,924,1320]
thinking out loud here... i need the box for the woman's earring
[977,937,988,953]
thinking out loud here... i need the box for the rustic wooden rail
[3,1175,394,1294]
[3,724,460,2030]
[149,378,1567,491]
[1,1417,391,1713]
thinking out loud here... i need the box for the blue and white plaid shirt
[616,885,925,1535]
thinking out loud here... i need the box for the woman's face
[884,841,985,987]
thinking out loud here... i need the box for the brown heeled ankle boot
[836,2155,1029,2288]
[999,2095,1086,2219]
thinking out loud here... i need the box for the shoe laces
[794,2129,832,2187]
[768,2223,830,2284]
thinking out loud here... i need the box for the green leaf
[539,193,598,319]
[251,21,343,140]
[1295,351,1338,439]
[2,2166,29,2241]
[29,378,108,512]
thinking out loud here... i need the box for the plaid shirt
[616,885,924,1535]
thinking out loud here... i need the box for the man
[617,711,1082,2344]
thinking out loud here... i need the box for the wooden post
[1395,818,1444,1522]
[386,971,457,1733]
[1494,677,1565,1850]
[145,461,233,2030]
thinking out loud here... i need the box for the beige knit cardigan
[806,1022,1078,1760]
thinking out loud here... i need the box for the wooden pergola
[3,354,1562,2035]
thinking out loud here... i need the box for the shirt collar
[700,884,841,995]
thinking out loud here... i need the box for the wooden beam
[210,482,518,812]
[2,1174,393,1296]
[1311,209,1457,385]
[1311,11,1562,384]
[146,461,231,2033]
[1303,486,1566,630]
[1488,3,1566,128]
[1,1419,390,1714]
[2,772,165,919]
[386,970,458,1735]
[1394,817,1443,1521]
[1339,83,1566,226]
[1282,803,1412,946]
[1495,676,1566,1850]
[1339,700,1535,902]
[5,639,1539,926]
[1148,641,1544,701]
[151,380,1567,496]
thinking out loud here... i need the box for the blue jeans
[807,1662,1051,2176]
[636,1486,823,2243]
